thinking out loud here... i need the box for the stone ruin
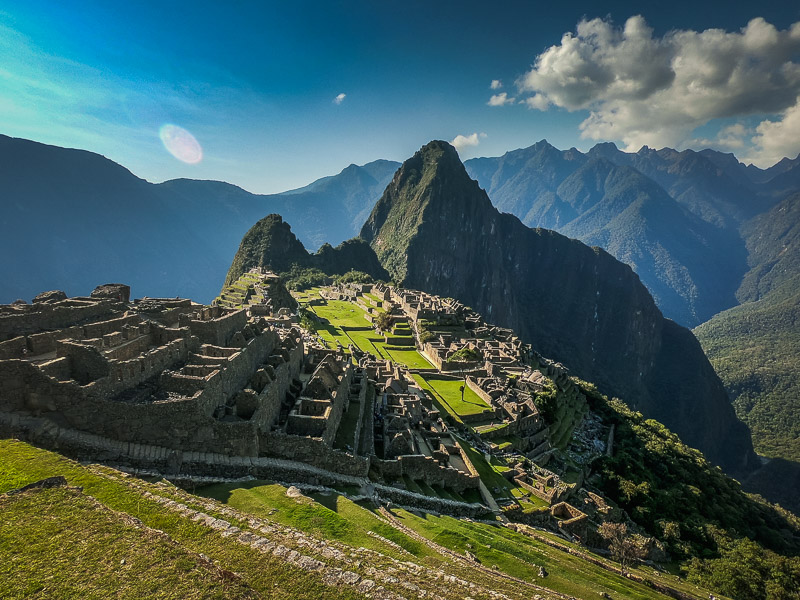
[0,283,485,513]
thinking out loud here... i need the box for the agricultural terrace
[297,291,433,370]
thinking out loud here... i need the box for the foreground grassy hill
[2,439,728,600]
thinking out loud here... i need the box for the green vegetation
[695,289,800,461]
[412,374,493,419]
[0,440,740,600]
[335,269,374,284]
[0,440,360,600]
[695,191,800,464]
[579,384,800,566]
[199,481,427,559]
[389,508,686,600]
[684,536,800,600]
[446,347,480,363]
[306,298,432,368]
[284,265,330,291]
[0,487,258,599]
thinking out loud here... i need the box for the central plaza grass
[411,374,493,419]
[306,298,433,369]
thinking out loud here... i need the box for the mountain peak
[360,140,488,283]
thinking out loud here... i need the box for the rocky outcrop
[361,140,758,475]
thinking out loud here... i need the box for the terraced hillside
[1,439,725,600]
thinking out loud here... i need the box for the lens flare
[159,124,203,164]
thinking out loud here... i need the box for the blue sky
[1,1,799,193]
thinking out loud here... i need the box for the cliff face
[361,141,757,474]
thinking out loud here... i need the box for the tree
[374,312,393,332]
[598,522,648,574]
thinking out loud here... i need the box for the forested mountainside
[464,141,783,327]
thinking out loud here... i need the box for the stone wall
[180,309,247,346]
[0,327,303,456]
[258,431,370,477]
[0,299,122,341]
[371,455,479,492]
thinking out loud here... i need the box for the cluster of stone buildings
[0,277,623,539]
[362,358,479,493]
[0,282,481,509]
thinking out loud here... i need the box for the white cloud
[451,132,487,153]
[487,92,515,106]
[689,123,751,152]
[744,98,800,166]
[490,79,503,89]
[516,16,800,152]
[523,94,550,111]
[333,93,346,105]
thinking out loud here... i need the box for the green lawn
[199,481,428,559]
[307,298,433,369]
[384,347,434,369]
[311,300,372,328]
[0,440,361,600]
[411,374,493,419]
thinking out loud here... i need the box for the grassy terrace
[0,440,359,600]
[411,374,494,420]
[1,441,719,600]
[300,295,433,369]
[387,508,701,600]
[199,481,428,560]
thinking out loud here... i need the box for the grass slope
[1,439,724,600]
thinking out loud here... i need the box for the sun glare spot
[159,124,203,164]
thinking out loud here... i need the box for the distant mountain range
[463,141,790,327]
[0,134,398,304]
[2,132,798,468]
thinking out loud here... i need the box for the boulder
[32,290,67,304]
[91,283,130,303]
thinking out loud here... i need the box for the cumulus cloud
[745,98,800,166]
[517,16,800,152]
[490,79,503,89]
[333,93,346,105]
[451,132,487,153]
[488,92,515,106]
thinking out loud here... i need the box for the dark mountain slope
[559,159,746,324]
[362,140,757,475]
[0,135,221,302]
[225,214,387,287]
[464,143,756,327]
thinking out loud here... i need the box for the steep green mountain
[361,140,757,476]
[695,192,800,464]
[0,134,397,304]
[224,214,388,287]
